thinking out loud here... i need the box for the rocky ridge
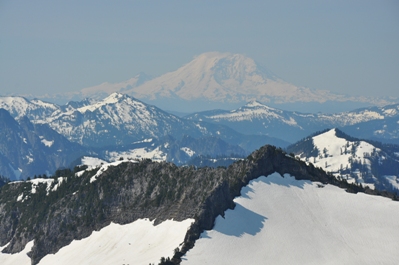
[0,145,395,265]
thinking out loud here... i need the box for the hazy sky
[1,0,398,99]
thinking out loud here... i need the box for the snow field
[309,129,379,183]
[0,219,193,265]
[38,219,194,265]
[183,172,399,265]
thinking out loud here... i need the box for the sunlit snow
[0,219,193,265]
[181,147,196,157]
[304,128,379,184]
[106,147,167,162]
[41,138,54,147]
[184,172,399,264]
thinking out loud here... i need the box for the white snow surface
[126,52,362,104]
[39,219,193,265]
[40,138,54,147]
[81,156,107,168]
[106,147,167,162]
[77,92,124,113]
[0,219,193,265]
[304,128,379,184]
[180,147,196,157]
[184,172,399,264]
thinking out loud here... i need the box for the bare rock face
[0,145,394,264]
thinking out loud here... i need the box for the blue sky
[1,0,398,99]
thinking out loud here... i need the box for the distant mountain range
[27,52,394,113]
[1,93,398,180]
[0,94,285,180]
[186,100,399,144]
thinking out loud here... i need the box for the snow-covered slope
[0,218,193,265]
[36,93,195,147]
[287,128,399,192]
[0,96,59,120]
[184,172,399,264]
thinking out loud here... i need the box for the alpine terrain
[287,128,399,193]
[186,101,399,144]
[0,145,398,265]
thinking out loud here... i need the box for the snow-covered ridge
[76,92,125,113]
[0,96,59,120]
[184,172,399,264]
[126,52,354,104]
[12,177,66,202]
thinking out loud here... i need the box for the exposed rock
[0,145,396,264]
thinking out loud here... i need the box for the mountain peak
[77,92,128,113]
[245,100,267,108]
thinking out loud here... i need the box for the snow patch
[81,156,107,169]
[132,138,153,144]
[106,147,167,162]
[181,147,196,157]
[41,138,54,147]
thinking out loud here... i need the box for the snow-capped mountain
[186,101,399,143]
[34,93,203,147]
[26,52,393,112]
[1,146,398,264]
[0,96,60,121]
[286,128,399,192]
[0,109,87,180]
[1,93,287,151]
[125,52,390,111]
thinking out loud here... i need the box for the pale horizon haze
[0,0,398,100]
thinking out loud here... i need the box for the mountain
[286,128,399,193]
[0,109,88,180]
[0,96,60,120]
[0,145,397,265]
[186,101,399,143]
[1,93,288,151]
[25,52,394,113]
[128,52,344,105]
